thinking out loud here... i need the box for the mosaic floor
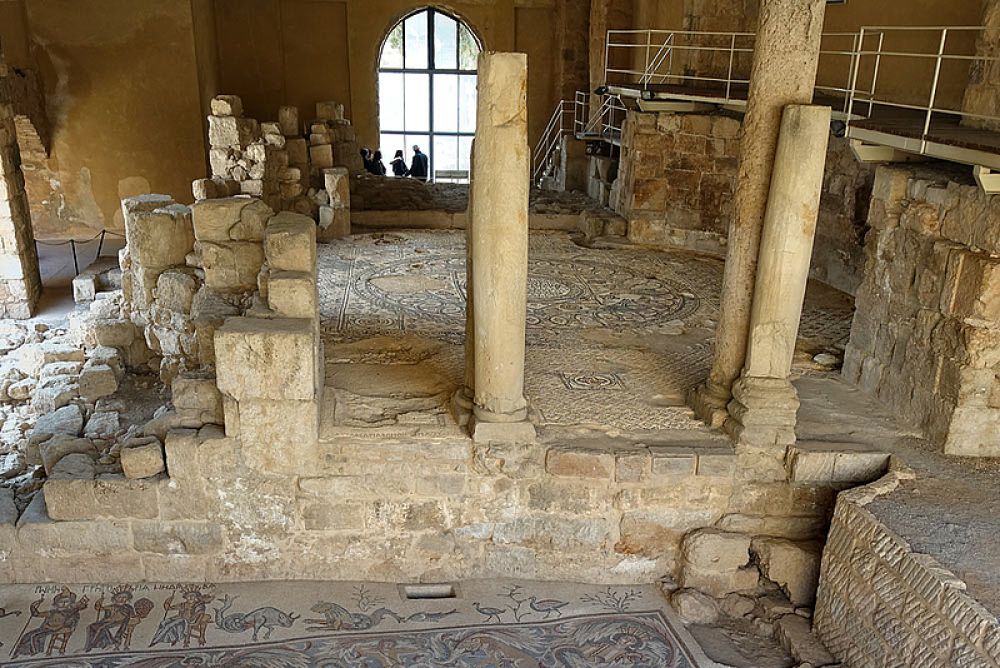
[318,231,854,433]
[0,580,717,667]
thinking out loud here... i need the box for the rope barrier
[32,229,126,278]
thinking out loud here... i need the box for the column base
[470,403,535,444]
[451,387,474,427]
[689,381,732,428]
[724,375,799,448]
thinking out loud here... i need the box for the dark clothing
[390,158,408,177]
[372,159,387,176]
[364,158,381,176]
[409,152,429,181]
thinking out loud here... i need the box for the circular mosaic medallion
[350,252,701,334]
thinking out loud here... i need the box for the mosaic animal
[214,595,299,641]
[306,601,401,631]
[400,609,458,623]
[473,602,505,623]
[527,596,569,619]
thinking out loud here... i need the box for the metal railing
[575,91,628,141]
[532,99,575,183]
[605,29,754,100]
[845,26,1000,155]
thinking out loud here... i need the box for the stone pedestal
[724,105,831,465]
[469,53,534,443]
[692,0,827,425]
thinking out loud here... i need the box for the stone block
[192,197,273,242]
[84,411,120,439]
[267,271,316,319]
[132,520,223,555]
[545,446,613,478]
[752,537,822,606]
[238,399,319,472]
[264,212,317,273]
[39,435,97,474]
[681,563,760,597]
[210,94,243,117]
[682,528,751,571]
[78,363,118,401]
[16,494,132,556]
[209,115,240,147]
[649,447,697,476]
[29,404,84,444]
[43,478,100,520]
[310,144,334,169]
[155,269,198,313]
[31,376,79,413]
[122,196,194,270]
[301,502,366,531]
[615,449,649,482]
[92,475,160,519]
[72,274,97,302]
[670,588,719,624]
[318,206,350,241]
[278,105,299,136]
[196,240,265,292]
[15,341,85,377]
[121,441,165,479]
[323,167,350,205]
[172,376,223,424]
[316,101,344,121]
[286,138,308,164]
[215,317,317,401]
[471,419,537,444]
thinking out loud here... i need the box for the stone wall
[811,136,876,295]
[0,53,41,319]
[814,468,1000,666]
[615,111,740,256]
[844,166,1000,456]
[611,111,873,294]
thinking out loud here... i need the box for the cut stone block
[172,375,224,424]
[682,529,751,571]
[49,452,96,479]
[84,411,120,439]
[196,240,265,292]
[751,537,822,606]
[238,398,319,472]
[316,100,344,120]
[155,269,198,314]
[545,446,613,478]
[121,441,166,479]
[31,376,79,413]
[264,212,317,273]
[267,271,316,319]
[39,435,98,474]
[215,317,317,402]
[310,144,334,169]
[278,105,299,136]
[192,197,273,242]
[79,363,118,401]
[122,196,195,271]
[29,404,84,445]
[210,94,243,117]
[15,342,85,377]
[72,274,97,303]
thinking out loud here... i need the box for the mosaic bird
[527,596,569,619]
[473,602,504,623]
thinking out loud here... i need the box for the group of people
[361,145,429,182]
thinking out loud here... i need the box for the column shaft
[725,104,831,473]
[692,0,827,424]
[470,52,534,443]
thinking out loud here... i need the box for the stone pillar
[691,0,826,426]
[725,105,831,476]
[469,53,535,444]
[453,143,476,426]
[0,52,41,318]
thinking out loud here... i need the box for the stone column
[725,104,831,477]
[691,0,826,426]
[453,143,476,426]
[0,52,41,319]
[469,52,535,443]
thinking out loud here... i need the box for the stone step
[787,441,891,484]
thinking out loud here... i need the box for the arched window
[378,8,481,181]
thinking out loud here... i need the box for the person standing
[409,145,429,182]
[371,150,388,176]
[390,150,408,177]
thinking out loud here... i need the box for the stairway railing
[532,99,575,184]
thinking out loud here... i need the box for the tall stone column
[725,104,831,477]
[691,0,826,426]
[453,143,476,426]
[469,52,535,444]
[0,52,41,319]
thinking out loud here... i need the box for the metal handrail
[845,26,1000,156]
[532,99,575,183]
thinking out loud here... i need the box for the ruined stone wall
[844,166,1000,457]
[814,469,1000,667]
[616,111,740,256]
[811,137,876,295]
[962,0,1000,131]
[0,54,41,319]
[612,111,873,293]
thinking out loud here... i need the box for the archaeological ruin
[0,0,997,665]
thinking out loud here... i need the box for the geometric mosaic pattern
[318,231,854,433]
